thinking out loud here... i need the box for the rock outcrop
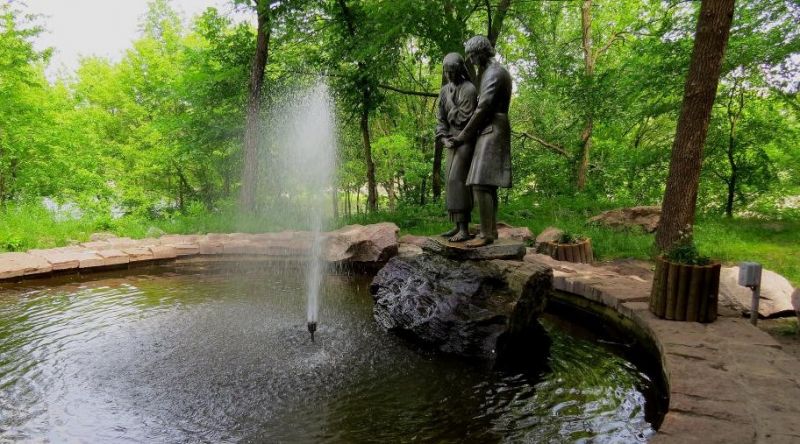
[588,206,661,233]
[496,223,533,243]
[324,223,399,264]
[370,254,551,365]
[718,266,797,318]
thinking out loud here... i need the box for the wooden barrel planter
[538,239,593,264]
[649,256,721,322]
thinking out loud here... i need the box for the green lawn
[2,196,798,286]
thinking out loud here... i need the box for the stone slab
[0,252,53,278]
[148,245,177,260]
[79,240,112,250]
[422,237,526,261]
[28,248,87,271]
[105,237,139,250]
[197,239,224,255]
[95,249,130,267]
[122,247,155,262]
[169,243,200,256]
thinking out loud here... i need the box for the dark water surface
[0,260,657,443]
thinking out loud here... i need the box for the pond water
[0,260,658,443]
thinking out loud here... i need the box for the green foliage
[557,232,585,245]
[663,241,712,266]
[0,0,798,286]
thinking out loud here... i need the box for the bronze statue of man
[436,53,478,242]
[446,36,512,247]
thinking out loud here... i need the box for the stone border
[0,223,400,283]
[524,252,800,444]
[4,230,799,443]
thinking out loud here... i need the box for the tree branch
[378,84,438,98]
[514,131,569,157]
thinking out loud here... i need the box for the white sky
[21,0,250,78]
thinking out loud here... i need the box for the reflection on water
[0,261,656,443]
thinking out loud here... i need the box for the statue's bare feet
[464,237,493,248]
[448,231,473,243]
[440,226,459,238]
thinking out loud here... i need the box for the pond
[0,260,659,443]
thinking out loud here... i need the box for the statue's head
[442,52,470,85]
[464,35,495,67]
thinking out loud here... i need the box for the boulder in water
[370,254,551,366]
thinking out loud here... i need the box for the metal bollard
[738,262,763,326]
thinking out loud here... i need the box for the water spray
[307,321,317,342]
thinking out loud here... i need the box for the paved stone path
[525,252,800,444]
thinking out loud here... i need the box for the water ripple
[0,262,657,442]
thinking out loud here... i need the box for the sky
[21,0,249,78]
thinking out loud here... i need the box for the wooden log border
[649,256,721,323]
[539,239,594,264]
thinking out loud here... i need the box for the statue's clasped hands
[443,137,463,149]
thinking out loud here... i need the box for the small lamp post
[738,262,763,326]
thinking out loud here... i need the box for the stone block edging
[0,223,400,283]
[524,252,800,444]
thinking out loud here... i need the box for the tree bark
[656,0,736,250]
[487,0,512,47]
[331,186,339,219]
[241,0,271,212]
[356,187,361,215]
[432,138,444,201]
[576,0,594,190]
[386,179,396,211]
[337,0,377,212]
[360,99,378,212]
[420,175,427,205]
[725,82,744,217]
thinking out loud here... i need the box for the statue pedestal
[371,253,551,366]
[421,236,526,261]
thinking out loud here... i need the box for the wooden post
[685,266,704,322]
[665,262,680,320]
[675,264,692,320]
[650,259,667,317]
[707,264,720,322]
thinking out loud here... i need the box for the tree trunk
[360,100,378,212]
[432,138,443,201]
[487,0,512,47]
[656,0,736,250]
[241,0,271,213]
[345,187,351,217]
[332,186,339,220]
[386,179,396,211]
[356,187,361,215]
[576,0,594,190]
[420,175,427,205]
[725,82,743,218]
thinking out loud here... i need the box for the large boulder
[588,206,661,233]
[370,254,551,365]
[719,266,797,317]
[325,223,399,264]
[497,223,534,243]
[535,226,563,245]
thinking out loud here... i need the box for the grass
[766,318,800,337]
[2,195,799,286]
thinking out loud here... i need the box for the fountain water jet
[246,80,337,341]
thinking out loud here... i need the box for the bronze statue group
[436,35,513,248]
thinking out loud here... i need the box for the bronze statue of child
[435,52,478,242]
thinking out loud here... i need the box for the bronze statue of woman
[435,53,478,242]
